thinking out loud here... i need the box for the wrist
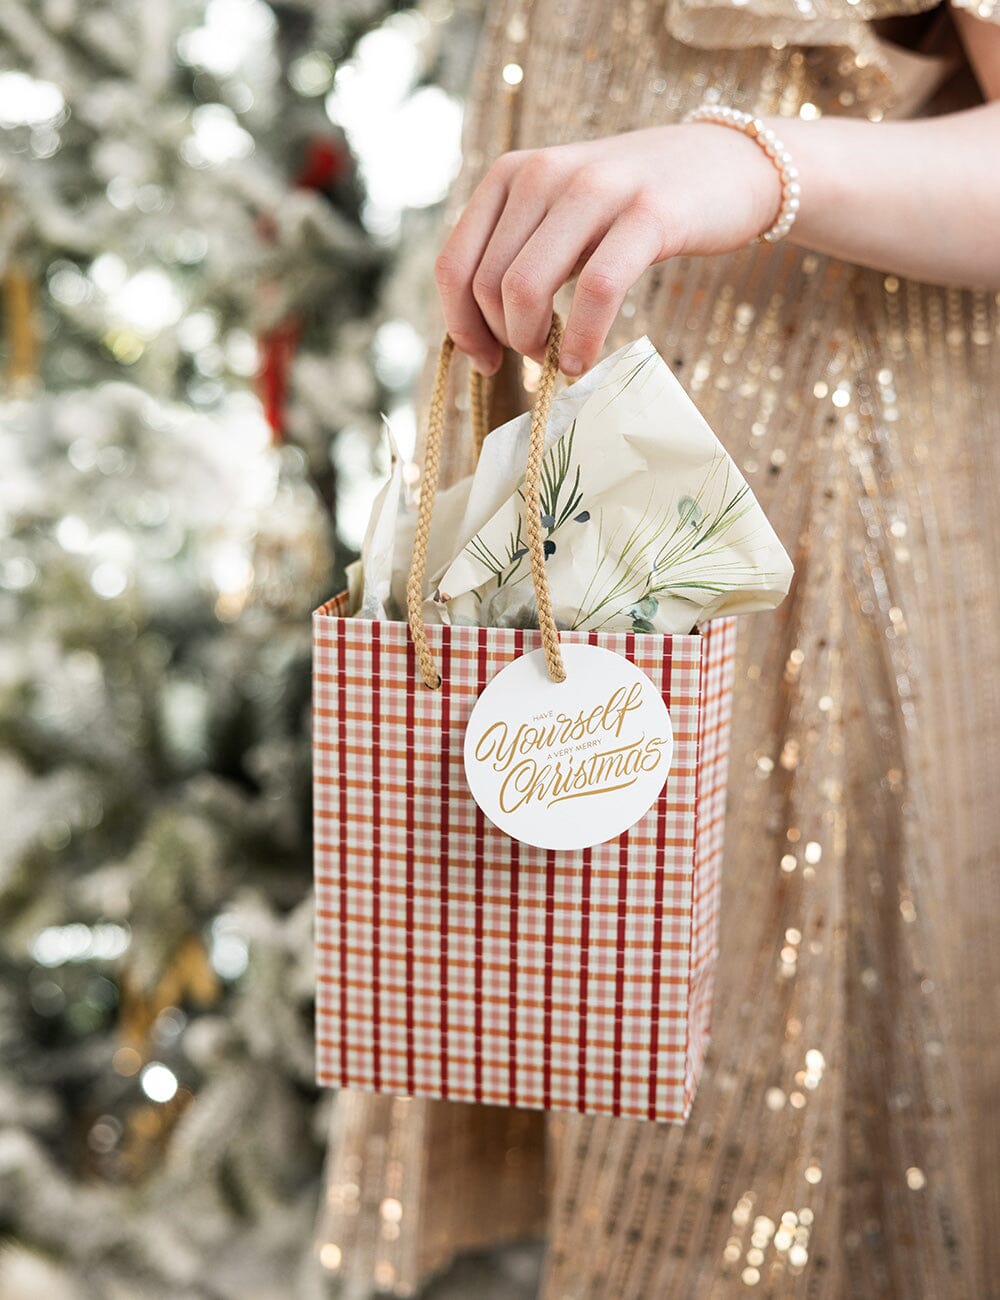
[757,116,844,250]
[682,106,802,244]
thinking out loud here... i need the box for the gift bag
[313,322,744,1123]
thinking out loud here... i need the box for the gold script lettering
[473,683,650,778]
[496,736,669,813]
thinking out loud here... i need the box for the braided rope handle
[406,315,567,690]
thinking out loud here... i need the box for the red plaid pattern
[313,594,736,1123]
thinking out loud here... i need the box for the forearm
[766,103,1000,290]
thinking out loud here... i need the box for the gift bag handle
[406,315,567,690]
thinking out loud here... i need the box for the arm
[434,13,1000,377]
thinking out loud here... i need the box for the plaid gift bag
[313,321,738,1123]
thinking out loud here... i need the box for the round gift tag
[463,643,674,851]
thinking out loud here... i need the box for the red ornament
[258,319,302,443]
[296,136,351,193]
[254,137,351,441]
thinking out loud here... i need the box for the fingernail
[561,353,583,376]
[473,357,498,376]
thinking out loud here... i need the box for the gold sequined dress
[316,0,1000,1295]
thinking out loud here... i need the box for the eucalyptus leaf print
[569,452,782,631]
[677,495,702,530]
[538,420,584,534]
[455,418,591,587]
[628,594,660,634]
[419,335,792,635]
[462,514,529,591]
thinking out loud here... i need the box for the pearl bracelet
[682,104,801,244]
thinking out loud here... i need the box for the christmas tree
[0,2,474,1295]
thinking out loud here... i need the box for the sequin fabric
[315,1,1000,1294]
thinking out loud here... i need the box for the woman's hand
[436,10,1000,378]
[433,123,783,377]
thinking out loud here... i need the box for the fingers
[495,173,619,362]
[470,152,575,356]
[435,147,673,378]
[560,204,669,374]
[434,153,523,374]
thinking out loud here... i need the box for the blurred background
[0,2,508,1296]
